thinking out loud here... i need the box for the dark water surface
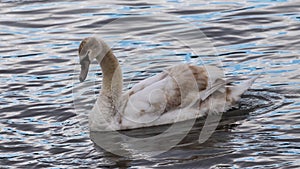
[0,0,299,168]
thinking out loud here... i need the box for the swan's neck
[97,49,123,108]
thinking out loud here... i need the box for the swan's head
[78,37,110,82]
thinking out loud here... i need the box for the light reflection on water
[0,0,299,168]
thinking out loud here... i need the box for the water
[0,0,299,168]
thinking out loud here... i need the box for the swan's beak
[79,59,90,82]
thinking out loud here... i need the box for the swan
[78,36,257,131]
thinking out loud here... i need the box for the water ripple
[0,0,299,168]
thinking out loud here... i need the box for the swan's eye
[78,38,88,55]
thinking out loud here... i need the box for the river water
[0,0,299,168]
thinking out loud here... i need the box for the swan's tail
[226,76,259,106]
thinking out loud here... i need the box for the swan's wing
[191,65,226,100]
[199,79,225,100]
[120,64,202,125]
[127,71,168,93]
[119,64,228,128]
[121,73,179,124]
